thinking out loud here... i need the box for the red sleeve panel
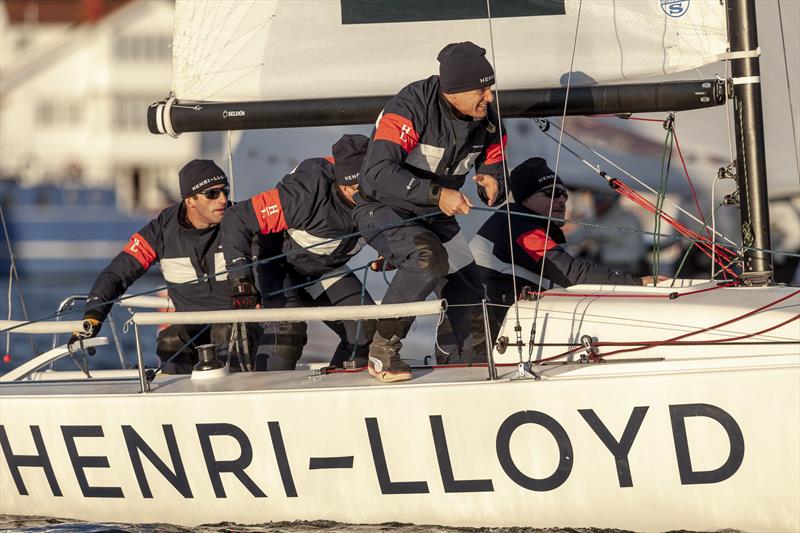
[484,134,507,165]
[251,188,288,234]
[516,228,558,262]
[122,232,157,269]
[374,112,419,153]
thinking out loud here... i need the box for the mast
[726,0,773,284]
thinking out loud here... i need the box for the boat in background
[1,1,798,531]
[0,181,150,273]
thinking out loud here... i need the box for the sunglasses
[538,187,569,200]
[198,187,229,200]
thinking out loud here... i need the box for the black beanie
[509,157,566,202]
[438,41,495,94]
[179,159,228,198]
[332,134,369,186]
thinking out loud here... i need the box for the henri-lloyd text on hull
[1,403,744,500]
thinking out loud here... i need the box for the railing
[130,299,450,393]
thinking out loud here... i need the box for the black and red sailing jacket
[358,75,507,215]
[84,203,231,322]
[221,157,364,278]
[470,202,642,299]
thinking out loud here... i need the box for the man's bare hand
[438,188,473,216]
[640,275,669,286]
[474,174,499,206]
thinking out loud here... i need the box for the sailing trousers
[257,259,376,370]
[156,323,264,374]
[353,203,485,359]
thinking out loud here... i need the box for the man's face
[186,185,229,228]
[445,86,494,119]
[338,184,359,206]
[522,186,569,226]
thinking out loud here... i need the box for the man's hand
[438,188,473,216]
[68,317,102,354]
[231,277,260,309]
[370,256,396,272]
[640,275,669,286]
[474,174,499,206]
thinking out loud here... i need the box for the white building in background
[0,0,207,211]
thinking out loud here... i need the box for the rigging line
[672,129,707,230]
[541,122,739,247]
[152,324,211,378]
[777,0,800,184]
[265,264,370,298]
[535,291,799,364]
[528,0,584,366]
[0,209,444,334]
[469,206,799,260]
[597,289,800,358]
[653,120,675,281]
[227,130,235,202]
[535,128,738,267]
[484,0,521,350]
[0,204,38,356]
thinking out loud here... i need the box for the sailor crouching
[69,160,262,374]
[468,157,664,343]
[220,134,377,370]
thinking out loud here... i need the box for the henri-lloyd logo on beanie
[179,159,228,198]
[332,134,369,186]
[509,157,565,202]
[437,41,495,94]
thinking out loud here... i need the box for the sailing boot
[367,331,413,383]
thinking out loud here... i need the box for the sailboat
[1,1,798,531]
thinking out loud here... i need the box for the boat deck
[0,364,512,396]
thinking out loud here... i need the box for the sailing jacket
[85,203,231,321]
[221,157,364,278]
[358,75,507,215]
[470,202,642,302]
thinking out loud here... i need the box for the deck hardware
[496,336,509,354]
[134,323,149,393]
[482,299,498,380]
[580,335,598,362]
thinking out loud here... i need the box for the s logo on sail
[660,0,690,18]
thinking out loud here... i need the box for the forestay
[172,0,728,103]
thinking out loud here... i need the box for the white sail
[172,0,729,102]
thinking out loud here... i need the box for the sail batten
[171,0,729,103]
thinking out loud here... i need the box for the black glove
[231,277,260,309]
[68,317,102,354]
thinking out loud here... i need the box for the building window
[115,35,171,62]
[113,97,152,131]
[35,101,83,127]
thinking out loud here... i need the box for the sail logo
[222,110,246,118]
[660,0,690,18]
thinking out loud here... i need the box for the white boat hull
[2,355,798,532]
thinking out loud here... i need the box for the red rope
[672,131,707,229]
[597,289,800,357]
[534,289,799,363]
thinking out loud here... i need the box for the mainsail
[171,0,729,102]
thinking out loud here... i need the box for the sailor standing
[221,134,378,370]
[469,157,661,342]
[354,41,507,382]
[69,160,261,373]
